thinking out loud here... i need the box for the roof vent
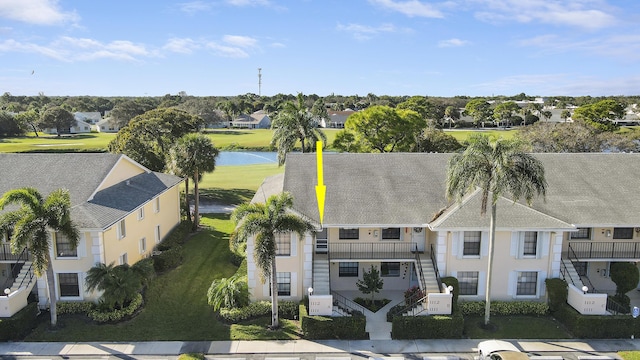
[126,180,130,186]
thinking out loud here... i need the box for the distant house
[230,110,271,129]
[0,153,183,317]
[96,117,121,133]
[41,118,93,135]
[325,110,356,128]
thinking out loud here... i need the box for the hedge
[391,310,464,339]
[57,301,95,315]
[153,246,185,273]
[459,300,548,316]
[218,300,298,323]
[0,302,39,341]
[553,303,640,338]
[300,303,367,340]
[88,293,143,323]
[156,221,191,251]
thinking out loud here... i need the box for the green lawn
[196,163,285,205]
[620,351,640,360]
[463,315,571,339]
[444,129,518,142]
[204,128,340,150]
[0,133,116,153]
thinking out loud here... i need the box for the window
[571,228,591,239]
[523,232,538,256]
[516,271,538,296]
[463,231,481,256]
[275,233,291,256]
[614,228,634,239]
[138,207,144,220]
[58,273,80,297]
[55,232,77,257]
[276,272,291,296]
[381,262,400,277]
[140,238,147,254]
[458,271,479,295]
[154,197,160,213]
[381,228,401,240]
[339,262,358,277]
[117,220,126,239]
[119,253,128,265]
[339,228,359,240]
[155,225,161,243]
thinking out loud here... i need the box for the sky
[1,0,639,98]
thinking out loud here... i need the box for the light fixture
[606,230,612,237]
[307,287,314,296]
[582,285,588,294]
[447,285,454,293]
[3,288,10,295]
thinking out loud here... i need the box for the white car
[478,340,530,360]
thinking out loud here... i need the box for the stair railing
[430,243,443,291]
[387,291,429,319]
[15,261,35,291]
[413,245,427,292]
[330,291,365,316]
[0,247,29,296]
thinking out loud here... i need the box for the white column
[436,231,448,275]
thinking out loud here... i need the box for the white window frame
[515,271,539,297]
[119,253,128,265]
[154,197,160,213]
[54,231,78,259]
[57,272,82,300]
[462,231,481,257]
[140,237,147,254]
[117,219,126,239]
[155,225,161,243]
[138,207,144,220]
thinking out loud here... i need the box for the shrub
[300,302,367,340]
[0,302,39,341]
[553,303,640,338]
[279,300,299,320]
[404,286,424,305]
[441,276,459,306]
[218,301,271,323]
[391,310,464,339]
[156,221,191,251]
[88,293,143,323]
[153,246,184,273]
[545,278,568,313]
[207,275,249,312]
[57,301,95,315]
[459,301,548,316]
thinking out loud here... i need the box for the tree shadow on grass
[198,188,255,205]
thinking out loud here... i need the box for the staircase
[418,255,441,294]
[312,254,330,295]
[10,261,35,293]
[561,258,584,288]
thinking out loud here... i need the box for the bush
[459,301,548,316]
[57,301,95,315]
[404,286,424,305]
[219,301,271,323]
[88,293,143,323]
[441,276,459,305]
[229,251,244,267]
[153,246,184,273]
[553,303,640,338]
[156,221,191,251]
[391,310,464,339]
[279,300,299,320]
[545,278,568,313]
[0,302,39,341]
[300,303,367,340]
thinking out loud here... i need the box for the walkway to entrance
[334,290,405,340]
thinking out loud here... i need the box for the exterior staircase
[10,261,35,293]
[312,254,330,295]
[561,258,584,288]
[418,255,441,294]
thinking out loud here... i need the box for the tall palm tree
[0,187,79,326]
[446,134,546,326]
[231,192,315,328]
[270,93,327,166]
[168,133,219,230]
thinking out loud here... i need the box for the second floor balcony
[567,241,640,260]
[328,242,417,260]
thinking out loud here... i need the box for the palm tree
[168,133,219,230]
[0,187,79,326]
[207,274,249,312]
[231,192,315,328]
[446,134,546,326]
[270,93,327,166]
[85,261,151,310]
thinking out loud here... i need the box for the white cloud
[178,1,212,14]
[470,0,617,30]
[438,38,469,47]
[226,0,270,6]
[206,42,249,58]
[0,0,79,25]
[518,33,640,61]
[163,38,201,54]
[269,42,286,48]
[337,23,399,40]
[368,0,444,18]
[223,35,258,48]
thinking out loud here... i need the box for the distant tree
[109,100,155,128]
[332,130,363,153]
[340,105,424,153]
[0,111,22,137]
[310,98,329,127]
[444,106,460,128]
[167,133,219,230]
[14,109,40,136]
[493,101,520,127]
[108,108,203,172]
[271,93,326,166]
[415,128,462,153]
[178,98,225,128]
[541,110,553,122]
[572,99,626,131]
[560,109,571,122]
[39,106,75,136]
[356,265,384,304]
[463,99,492,127]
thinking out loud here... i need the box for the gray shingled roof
[269,152,640,228]
[0,153,182,229]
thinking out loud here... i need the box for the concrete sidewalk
[1,339,639,357]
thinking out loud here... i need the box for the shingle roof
[271,152,640,228]
[0,153,182,229]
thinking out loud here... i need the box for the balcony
[568,241,640,260]
[0,244,30,261]
[328,242,417,260]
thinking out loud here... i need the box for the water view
[217,151,278,166]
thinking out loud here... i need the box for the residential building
[230,110,271,129]
[0,153,183,316]
[247,153,640,315]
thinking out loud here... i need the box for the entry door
[411,227,425,252]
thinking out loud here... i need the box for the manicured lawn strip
[26,214,237,341]
[205,129,340,150]
[197,164,285,204]
[463,316,571,339]
[443,129,517,142]
[620,351,640,360]
[230,318,301,340]
[0,133,116,153]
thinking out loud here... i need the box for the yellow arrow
[315,140,326,225]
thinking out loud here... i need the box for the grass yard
[0,133,116,153]
[463,316,571,339]
[443,129,518,142]
[620,351,640,360]
[197,163,285,204]
[26,214,301,341]
[205,128,340,150]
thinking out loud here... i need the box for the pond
[217,151,278,166]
